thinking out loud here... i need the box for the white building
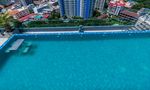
[135,14,150,30]
[128,14,150,30]
[137,8,150,16]
[33,4,51,14]
[108,0,125,15]
[33,1,59,14]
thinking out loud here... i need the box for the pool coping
[0,30,150,50]
[0,35,15,50]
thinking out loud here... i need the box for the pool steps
[5,39,24,53]
[22,42,32,54]
[22,47,30,54]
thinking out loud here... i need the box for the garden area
[132,0,150,10]
[26,18,131,27]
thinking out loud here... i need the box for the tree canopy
[0,13,14,32]
[0,13,22,32]
[132,0,150,10]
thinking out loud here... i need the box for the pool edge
[0,30,150,50]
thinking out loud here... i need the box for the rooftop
[109,0,126,7]
[120,10,139,18]
[19,13,35,22]
[8,10,19,15]
[8,7,28,15]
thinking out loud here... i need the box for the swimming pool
[0,33,150,90]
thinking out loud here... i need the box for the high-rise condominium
[58,0,95,19]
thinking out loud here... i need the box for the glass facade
[58,0,95,19]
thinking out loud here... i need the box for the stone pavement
[0,34,10,47]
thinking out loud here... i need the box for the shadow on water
[18,44,38,56]
[0,51,14,70]
[0,42,38,70]
[0,33,150,70]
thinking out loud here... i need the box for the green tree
[0,13,14,32]
[72,16,83,19]
[132,0,150,10]
[93,10,101,17]
[48,10,60,20]
[12,19,23,33]
[132,3,144,10]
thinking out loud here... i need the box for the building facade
[95,0,106,12]
[20,0,33,7]
[33,4,51,14]
[8,8,30,19]
[108,0,125,15]
[135,14,150,30]
[58,0,95,19]
[128,14,150,31]
[119,10,139,22]
[137,8,150,16]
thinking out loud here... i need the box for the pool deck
[23,30,124,34]
[0,33,10,46]
[0,38,8,46]
[0,33,11,48]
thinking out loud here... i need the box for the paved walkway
[24,30,125,34]
[0,38,8,46]
[0,34,10,47]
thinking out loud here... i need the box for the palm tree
[0,13,14,32]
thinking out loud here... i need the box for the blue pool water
[0,34,150,90]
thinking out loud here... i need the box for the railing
[22,25,134,32]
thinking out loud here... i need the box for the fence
[22,25,134,32]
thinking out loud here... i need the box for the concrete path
[24,30,125,34]
[0,33,11,47]
[0,38,8,46]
